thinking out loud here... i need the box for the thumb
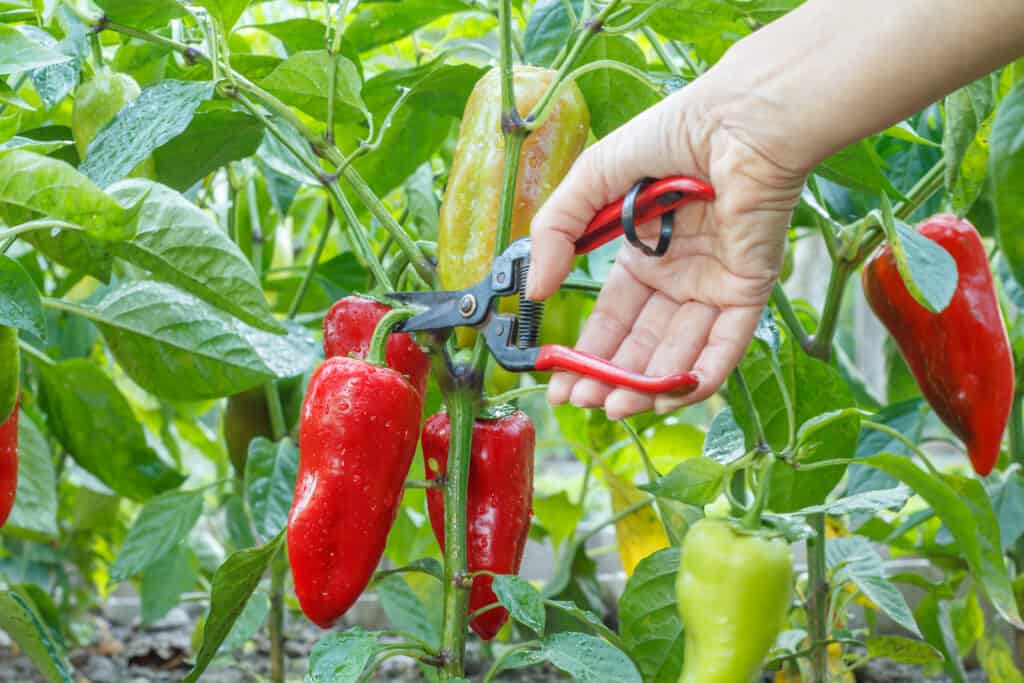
[526,97,686,300]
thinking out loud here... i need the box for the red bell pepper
[323,296,430,397]
[862,214,1015,475]
[422,410,535,640]
[0,401,17,528]
[287,356,422,628]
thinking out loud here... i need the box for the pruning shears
[388,176,715,394]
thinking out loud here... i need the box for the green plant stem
[771,283,812,352]
[269,551,288,683]
[806,513,829,683]
[439,388,477,680]
[287,206,335,319]
[620,420,682,546]
[603,0,674,33]
[482,643,542,683]
[642,26,681,76]
[485,383,549,406]
[528,60,663,130]
[732,368,768,450]
[17,340,54,367]
[0,219,84,243]
[496,0,517,121]
[741,454,774,529]
[806,261,854,361]
[861,419,941,476]
[367,308,417,366]
[1011,391,1024,465]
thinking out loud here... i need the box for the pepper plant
[1,2,1024,683]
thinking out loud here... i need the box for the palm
[530,91,805,418]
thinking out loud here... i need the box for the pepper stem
[742,454,775,530]
[367,308,418,367]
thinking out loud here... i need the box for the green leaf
[80,80,215,188]
[784,486,910,517]
[0,589,72,683]
[0,24,70,75]
[260,51,365,123]
[524,0,583,67]
[618,549,683,683]
[539,632,642,683]
[0,253,44,338]
[108,179,282,333]
[635,0,747,64]
[701,407,745,464]
[865,636,942,666]
[153,110,265,191]
[92,0,188,30]
[193,0,250,31]
[944,77,996,213]
[992,81,1024,288]
[493,575,546,635]
[577,35,658,139]
[826,536,920,636]
[977,632,1024,683]
[817,140,903,197]
[109,488,205,583]
[0,150,139,239]
[184,532,285,683]
[344,0,472,53]
[992,470,1024,550]
[846,399,924,496]
[640,457,725,506]
[880,211,958,313]
[5,411,57,538]
[0,136,70,155]
[533,489,583,552]
[141,545,200,625]
[39,359,185,501]
[883,121,941,147]
[865,453,1022,628]
[244,19,329,55]
[306,628,379,683]
[89,281,316,401]
[244,437,298,542]
[219,590,270,654]
[376,574,442,648]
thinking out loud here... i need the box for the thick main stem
[269,552,288,683]
[806,513,829,683]
[1010,391,1024,466]
[439,388,477,679]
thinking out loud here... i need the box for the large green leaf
[0,24,70,75]
[577,35,659,139]
[944,76,996,213]
[5,411,57,538]
[306,629,379,683]
[816,140,903,197]
[39,359,185,501]
[539,632,642,683]
[0,589,72,683]
[109,488,205,583]
[0,150,139,239]
[344,0,472,53]
[878,209,958,313]
[0,253,44,338]
[865,454,1022,628]
[524,0,583,68]
[80,80,215,188]
[141,545,199,625]
[184,532,285,683]
[92,0,188,30]
[633,0,748,64]
[260,51,365,123]
[618,549,683,683]
[244,437,298,542]
[108,179,282,332]
[89,281,317,401]
[153,110,264,191]
[992,81,1024,287]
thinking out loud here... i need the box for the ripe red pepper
[862,214,1015,475]
[0,402,16,529]
[422,411,535,640]
[287,356,422,628]
[323,296,430,397]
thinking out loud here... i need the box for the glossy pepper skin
[71,70,156,178]
[287,357,422,628]
[0,402,16,529]
[439,66,590,347]
[422,411,535,640]
[323,296,430,397]
[862,214,1014,475]
[676,518,793,683]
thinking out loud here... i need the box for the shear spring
[516,260,543,349]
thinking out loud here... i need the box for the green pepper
[676,518,793,683]
[71,69,157,178]
[439,65,590,347]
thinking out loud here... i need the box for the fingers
[654,306,763,414]
[547,263,653,405]
[527,98,687,301]
[603,302,718,419]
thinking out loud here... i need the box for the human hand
[526,78,807,418]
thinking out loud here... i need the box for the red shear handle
[535,345,699,395]
[574,176,715,255]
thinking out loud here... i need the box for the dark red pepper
[0,401,16,528]
[323,296,430,397]
[862,214,1015,475]
[287,357,422,628]
[422,410,535,640]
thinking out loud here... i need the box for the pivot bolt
[458,294,477,318]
